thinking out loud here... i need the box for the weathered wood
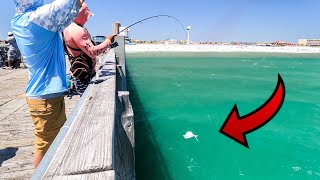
[52,170,115,180]
[32,36,135,179]
[32,52,116,179]
[0,69,27,82]
[114,36,127,83]
[0,99,26,122]
[118,91,134,146]
[116,65,126,92]
[113,22,121,34]
[0,146,34,180]
[114,91,135,179]
[0,66,80,179]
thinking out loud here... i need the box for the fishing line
[117,15,187,39]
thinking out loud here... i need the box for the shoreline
[125,44,320,54]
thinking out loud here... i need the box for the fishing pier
[31,34,136,178]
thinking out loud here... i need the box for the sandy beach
[125,44,320,54]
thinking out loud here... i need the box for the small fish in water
[183,131,198,141]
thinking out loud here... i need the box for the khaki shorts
[26,96,66,155]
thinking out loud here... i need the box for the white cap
[8,32,13,36]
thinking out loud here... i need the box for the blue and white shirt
[11,0,80,98]
[6,35,19,52]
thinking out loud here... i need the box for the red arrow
[219,74,285,148]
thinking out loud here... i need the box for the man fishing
[11,0,84,168]
[63,3,116,96]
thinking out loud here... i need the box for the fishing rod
[117,15,188,38]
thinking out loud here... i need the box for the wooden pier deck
[32,36,135,179]
[0,31,134,180]
[0,67,80,179]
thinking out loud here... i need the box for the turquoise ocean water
[126,52,320,180]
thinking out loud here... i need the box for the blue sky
[1,0,320,43]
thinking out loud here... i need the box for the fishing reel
[109,42,119,49]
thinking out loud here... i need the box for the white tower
[187,26,191,45]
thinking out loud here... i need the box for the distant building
[256,42,272,46]
[92,36,106,45]
[298,39,320,46]
[164,38,178,45]
[271,40,295,46]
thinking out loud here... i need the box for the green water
[126,52,320,180]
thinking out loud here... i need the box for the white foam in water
[183,131,198,141]
[292,166,301,171]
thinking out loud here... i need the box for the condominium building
[298,39,320,46]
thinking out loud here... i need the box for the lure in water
[183,131,199,141]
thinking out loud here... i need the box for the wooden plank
[0,69,27,82]
[52,170,114,180]
[33,52,117,179]
[114,91,135,179]
[0,98,26,122]
[55,76,115,176]
[114,36,127,80]
[118,91,134,147]
[0,145,34,180]
[116,65,126,91]
[0,60,80,180]
[33,36,135,179]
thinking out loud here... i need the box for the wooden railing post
[113,22,121,34]
[114,91,135,179]
[115,35,127,90]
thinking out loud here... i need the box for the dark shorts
[7,50,20,61]
[74,78,90,96]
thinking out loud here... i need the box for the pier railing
[32,36,135,179]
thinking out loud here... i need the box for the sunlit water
[126,52,320,180]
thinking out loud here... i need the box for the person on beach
[5,32,21,69]
[11,0,84,168]
[63,3,115,96]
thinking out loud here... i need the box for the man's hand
[77,0,85,7]
[107,35,116,43]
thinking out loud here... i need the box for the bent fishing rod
[116,15,187,38]
[109,15,187,49]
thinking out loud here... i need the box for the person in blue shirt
[11,0,84,168]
